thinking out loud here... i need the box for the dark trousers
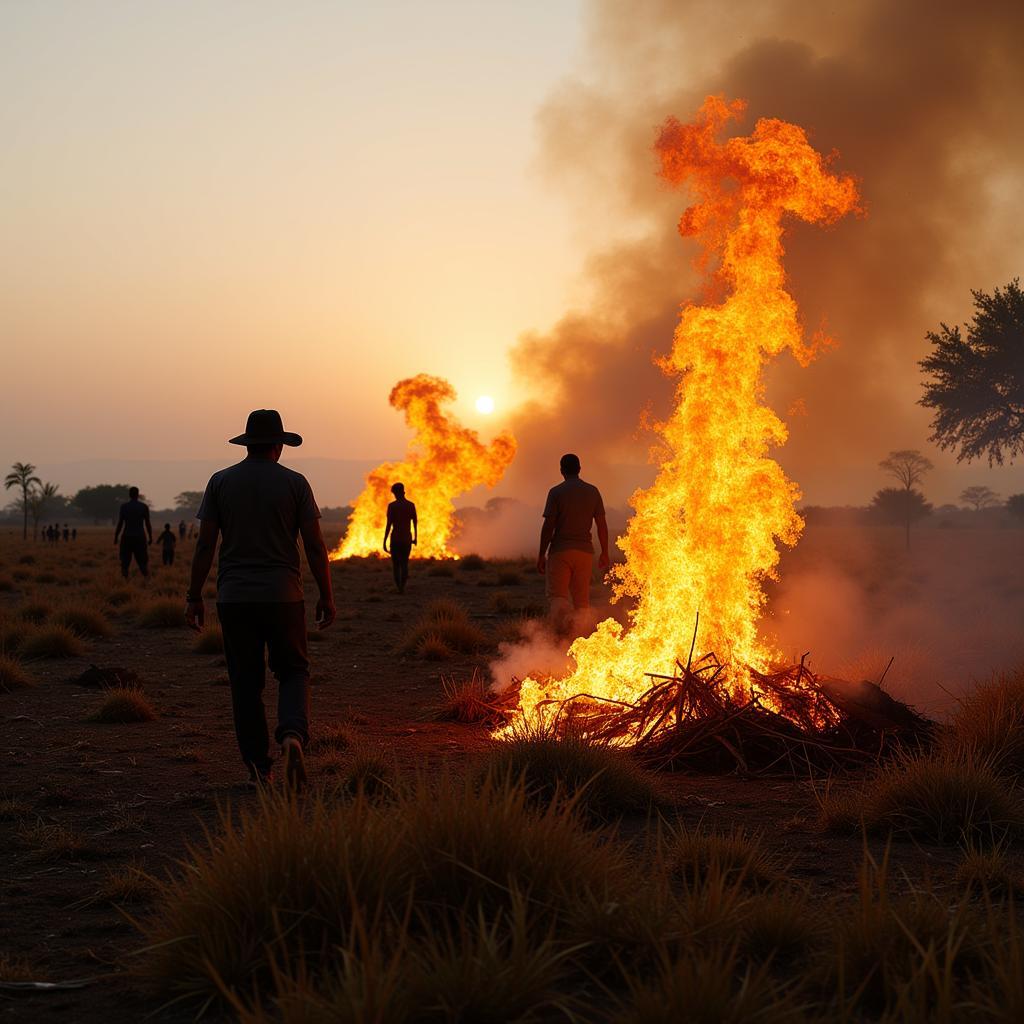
[391,541,412,590]
[218,602,310,775]
[119,537,149,577]
[161,548,174,566]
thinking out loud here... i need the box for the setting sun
[475,395,495,415]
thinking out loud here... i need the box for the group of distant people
[108,408,609,794]
[41,523,76,543]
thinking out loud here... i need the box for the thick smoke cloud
[504,0,1024,509]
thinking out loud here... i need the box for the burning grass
[432,673,504,725]
[89,686,157,724]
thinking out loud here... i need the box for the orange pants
[546,548,593,612]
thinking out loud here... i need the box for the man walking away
[537,453,610,635]
[383,482,417,593]
[185,409,336,791]
[115,487,152,580]
[178,520,187,541]
[157,523,177,566]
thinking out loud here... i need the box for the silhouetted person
[62,524,69,542]
[157,523,177,566]
[71,527,77,541]
[178,520,187,540]
[383,482,417,593]
[186,409,336,791]
[537,453,610,634]
[115,486,152,579]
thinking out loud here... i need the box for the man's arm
[383,506,393,552]
[113,506,124,544]
[300,518,336,629]
[412,505,418,545]
[537,517,556,574]
[185,516,219,631]
[144,507,153,544]
[595,514,610,571]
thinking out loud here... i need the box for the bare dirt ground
[1,526,1019,1021]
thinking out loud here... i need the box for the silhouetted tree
[959,485,1001,512]
[28,482,60,540]
[869,488,932,541]
[879,449,934,548]
[173,491,205,515]
[4,462,41,540]
[1007,494,1024,521]
[72,484,134,524]
[920,279,1024,465]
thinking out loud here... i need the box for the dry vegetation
[3,528,1024,1022]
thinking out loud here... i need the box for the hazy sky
[1,0,581,480]
[3,0,1022,510]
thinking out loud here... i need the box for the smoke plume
[505,0,1024,508]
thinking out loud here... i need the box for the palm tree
[4,462,41,541]
[28,482,60,540]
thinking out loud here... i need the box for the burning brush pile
[495,97,932,772]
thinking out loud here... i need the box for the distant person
[178,520,187,541]
[62,524,69,542]
[114,486,152,580]
[383,482,417,594]
[185,409,335,791]
[71,527,77,541]
[537,453,610,634]
[157,523,177,566]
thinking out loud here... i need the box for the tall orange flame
[509,96,859,729]
[332,374,517,560]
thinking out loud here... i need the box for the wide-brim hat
[229,409,302,447]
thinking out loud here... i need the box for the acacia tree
[920,280,1024,465]
[960,485,1001,512]
[879,449,934,548]
[870,488,932,538]
[1008,494,1024,521]
[4,462,41,540]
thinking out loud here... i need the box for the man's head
[391,482,405,498]
[164,523,171,531]
[229,409,302,452]
[246,442,284,462]
[129,486,139,500]
[559,453,581,478]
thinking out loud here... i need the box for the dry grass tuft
[138,598,185,628]
[17,820,95,860]
[0,654,33,692]
[402,599,487,657]
[433,673,502,725]
[0,953,36,983]
[17,600,53,624]
[20,624,85,659]
[947,669,1024,775]
[458,553,486,571]
[427,562,455,577]
[822,750,1023,846]
[192,625,223,654]
[95,862,157,905]
[956,846,1021,896]
[0,793,32,821]
[310,723,355,754]
[478,729,657,821]
[55,604,114,638]
[661,824,782,892]
[89,686,157,723]
[497,570,523,586]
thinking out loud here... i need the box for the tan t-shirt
[543,477,605,553]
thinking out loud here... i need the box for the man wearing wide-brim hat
[185,409,336,790]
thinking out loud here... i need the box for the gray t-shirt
[197,460,320,602]
[543,477,605,553]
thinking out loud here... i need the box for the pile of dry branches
[518,647,932,776]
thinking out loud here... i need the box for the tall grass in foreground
[136,770,1024,1022]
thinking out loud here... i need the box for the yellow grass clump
[20,624,86,659]
[0,654,33,692]
[89,686,157,723]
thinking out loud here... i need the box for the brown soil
[0,529,979,1021]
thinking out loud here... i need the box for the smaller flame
[331,375,516,560]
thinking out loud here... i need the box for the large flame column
[333,374,517,560]
[513,96,859,727]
